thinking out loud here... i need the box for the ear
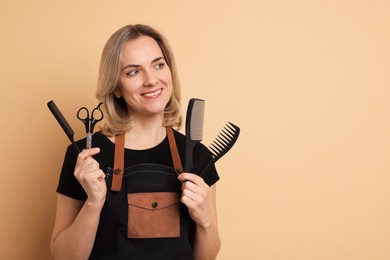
[114,88,122,98]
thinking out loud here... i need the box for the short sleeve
[56,145,87,201]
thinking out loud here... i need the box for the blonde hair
[96,24,182,136]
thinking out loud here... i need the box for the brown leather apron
[88,128,196,259]
[109,127,183,239]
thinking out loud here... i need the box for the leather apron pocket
[127,192,180,238]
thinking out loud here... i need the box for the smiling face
[115,36,173,122]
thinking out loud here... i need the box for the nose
[144,70,158,87]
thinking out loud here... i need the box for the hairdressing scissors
[77,102,104,149]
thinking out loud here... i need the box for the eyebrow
[122,56,165,71]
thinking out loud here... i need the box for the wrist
[196,217,217,230]
[85,198,105,210]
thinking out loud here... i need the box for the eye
[126,69,139,76]
[155,63,165,69]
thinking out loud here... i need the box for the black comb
[47,100,80,153]
[191,122,240,177]
[185,98,205,172]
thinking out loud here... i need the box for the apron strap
[111,132,125,192]
[166,127,183,175]
[110,127,183,192]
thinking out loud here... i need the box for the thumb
[78,147,101,161]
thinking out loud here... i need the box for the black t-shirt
[57,129,219,259]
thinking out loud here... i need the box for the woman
[50,24,221,260]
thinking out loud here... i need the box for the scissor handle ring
[77,107,89,120]
[90,102,104,133]
[91,107,103,121]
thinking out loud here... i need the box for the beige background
[1,0,390,259]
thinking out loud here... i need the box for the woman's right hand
[51,148,106,259]
[74,148,107,207]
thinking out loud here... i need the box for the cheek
[163,75,173,93]
[165,78,173,97]
[119,78,141,95]
[162,68,173,85]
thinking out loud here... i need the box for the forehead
[121,36,163,65]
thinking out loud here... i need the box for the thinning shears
[77,102,104,149]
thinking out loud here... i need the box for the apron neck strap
[111,132,125,192]
[166,127,183,175]
[110,127,183,192]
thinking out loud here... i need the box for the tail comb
[47,100,80,153]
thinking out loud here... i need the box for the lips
[141,88,162,98]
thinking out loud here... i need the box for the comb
[47,100,80,153]
[191,122,240,177]
[185,98,205,172]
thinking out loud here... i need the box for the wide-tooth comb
[191,122,240,177]
[209,122,240,161]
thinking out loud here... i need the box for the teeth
[143,89,161,97]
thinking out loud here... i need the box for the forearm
[193,220,221,260]
[51,200,102,260]
[178,175,220,259]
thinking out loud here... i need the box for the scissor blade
[86,133,92,149]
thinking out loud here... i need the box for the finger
[178,173,207,187]
[181,180,204,195]
[182,188,200,203]
[181,180,209,204]
[181,192,205,211]
[84,169,106,182]
[76,148,100,170]
[77,147,101,163]
[83,157,100,169]
[181,193,198,209]
[75,158,101,180]
[96,169,106,181]
[76,156,100,172]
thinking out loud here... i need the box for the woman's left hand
[178,172,213,227]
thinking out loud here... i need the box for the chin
[146,105,167,115]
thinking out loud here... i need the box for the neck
[124,117,167,150]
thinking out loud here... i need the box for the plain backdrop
[1,0,390,259]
